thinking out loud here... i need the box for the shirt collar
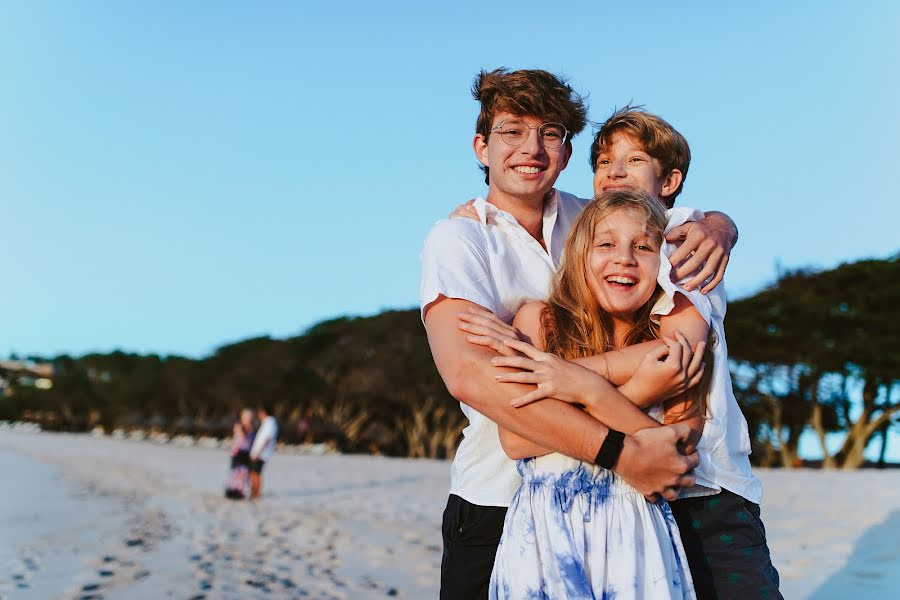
[474,189,561,229]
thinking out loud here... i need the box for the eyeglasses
[490,119,569,149]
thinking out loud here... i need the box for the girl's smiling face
[586,207,661,324]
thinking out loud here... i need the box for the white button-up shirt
[655,208,763,503]
[420,190,587,506]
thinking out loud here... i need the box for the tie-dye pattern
[489,454,695,599]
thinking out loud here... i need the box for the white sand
[0,429,897,599]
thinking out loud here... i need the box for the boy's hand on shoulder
[666,211,738,293]
[449,198,479,221]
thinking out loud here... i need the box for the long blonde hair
[541,188,710,420]
[543,189,667,359]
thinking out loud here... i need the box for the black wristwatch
[594,429,625,470]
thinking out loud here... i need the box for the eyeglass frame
[489,119,570,149]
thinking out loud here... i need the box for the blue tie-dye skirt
[489,454,695,599]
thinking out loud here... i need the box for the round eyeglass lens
[538,123,567,148]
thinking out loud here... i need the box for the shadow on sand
[810,509,900,599]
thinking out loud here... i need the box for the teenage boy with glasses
[420,68,738,600]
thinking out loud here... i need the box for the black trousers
[670,489,783,600]
[440,494,506,600]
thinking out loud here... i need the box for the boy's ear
[660,169,683,198]
[560,144,572,170]
[473,134,489,167]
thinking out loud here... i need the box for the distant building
[0,360,54,396]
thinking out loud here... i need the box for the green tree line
[3,255,897,467]
[726,254,899,468]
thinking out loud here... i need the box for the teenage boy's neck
[485,189,552,244]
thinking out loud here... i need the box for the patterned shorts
[670,489,782,600]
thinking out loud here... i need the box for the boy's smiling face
[592,133,680,200]
[474,112,571,205]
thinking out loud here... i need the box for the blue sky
[2,1,898,460]
[3,1,897,359]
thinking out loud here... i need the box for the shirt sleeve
[651,207,714,324]
[419,219,500,321]
[250,421,271,457]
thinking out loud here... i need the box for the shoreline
[1,429,898,598]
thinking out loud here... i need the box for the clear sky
[3,0,898,359]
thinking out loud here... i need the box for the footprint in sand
[76,581,104,600]
[22,554,42,574]
[10,573,30,590]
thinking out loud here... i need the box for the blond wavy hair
[541,188,710,421]
[543,189,667,359]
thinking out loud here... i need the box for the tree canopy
[4,255,897,466]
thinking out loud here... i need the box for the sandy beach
[1,428,898,599]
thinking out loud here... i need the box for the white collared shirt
[250,416,279,462]
[653,207,763,504]
[420,190,588,506]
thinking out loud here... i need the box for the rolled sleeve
[651,207,714,324]
[420,219,500,321]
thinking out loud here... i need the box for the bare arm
[427,296,629,462]
[459,298,707,409]
[575,293,709,392]
[425,295,699,498]
[495,302,660,459]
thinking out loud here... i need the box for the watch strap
[594,428,625,470]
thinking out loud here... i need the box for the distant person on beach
[249,405,278,500]
[225,408,256,500]
[420,68,739,599]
